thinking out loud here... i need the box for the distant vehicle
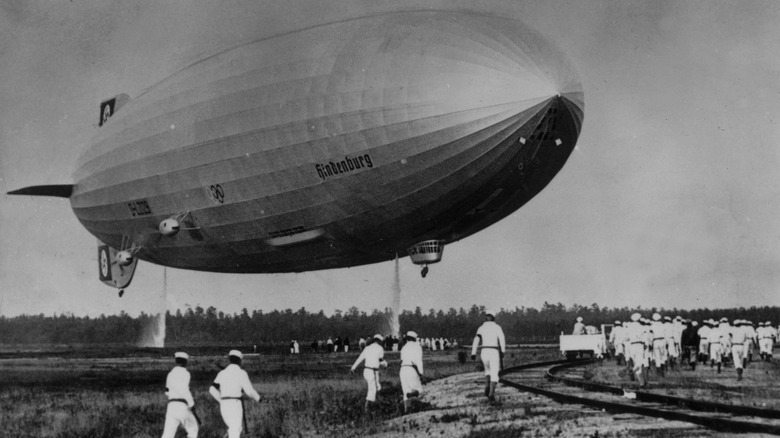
[8,11,584,295]
[560,324,612,360]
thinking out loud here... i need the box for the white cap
[652,313,661,321]
[406,331,418,340]
[373,334,384,341]
[174,352,189,360]
[631,313,641,321]
[576,316,583,322]
[228,349,243,359]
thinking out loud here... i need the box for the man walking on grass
[471,310,506,402]
[350,334,388,412]
[209,350,261,438]
[161,352,198,438]
[399,330,424,413]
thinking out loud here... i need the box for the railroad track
[499,359,780,435]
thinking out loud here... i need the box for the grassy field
[0,346,557,437]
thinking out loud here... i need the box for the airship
[9,10,584,294]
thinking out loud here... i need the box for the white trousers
[667,339,679,358]
[161,402,198,438]
[363,368,381,401]
[628,343,645,375]
[480,348,501,382]
[731,344,745,369]
[710,343,722,363]
[760,339,773,355]
[400,366,422,400]
[219,399,244,438]
[652,339,667,365]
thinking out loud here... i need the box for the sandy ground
[366,370,778,437]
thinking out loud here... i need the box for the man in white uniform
[471,310,506,402]
[350,334,388,412]
[743,321,756,365]
[572,316,586,335]
[697,320,712,363]
[161,352,198,438]
[758,322,772,361]
[730,320,748,381]
[650,313,667,377]
[625,313,647,387]
[399,330,424,412]
[209,350,261,438]
[609,321,625,365]
[709,322,724,373]
[766,321,778,361]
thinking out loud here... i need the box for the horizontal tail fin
[7,184,73,198]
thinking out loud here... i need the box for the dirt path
[367,371,769,437]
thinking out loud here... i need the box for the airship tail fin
[97,241,138,294]
[7,184,73,198]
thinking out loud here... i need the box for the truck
[559,324,613,360]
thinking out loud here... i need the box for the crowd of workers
[160,311,775,436]
[603,314,778,387]
[161,311,502,437]
[294,335,458,354]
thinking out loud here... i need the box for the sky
[1,0,779,318]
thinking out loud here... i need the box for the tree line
[1,303,779,346]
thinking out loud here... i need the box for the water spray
[139,267,166,347]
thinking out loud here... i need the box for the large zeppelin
[11,11,584,289]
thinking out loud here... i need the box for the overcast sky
[1,0,779,318]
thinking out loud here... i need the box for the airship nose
[357,12,584,138]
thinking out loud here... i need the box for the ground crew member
[572,316,586,335]
[681,320,700,370]
[161,352,198,438]
[625,313,647,387]
[350,334,388,412]
[719,318,732,365]
[610,321,625,365]
[650,313,667,377]
[471,310,506,402]
[640,318,653,383]
[663,316,677,369]
[730,320,748,381]
[671,316,684,367]
[209,350,261,438]
[709,321,723,373]
[697,320,711,363]
[761,321,777,361]
[758,322,770,360]
[744,321,756,365]
[399,330,424,413]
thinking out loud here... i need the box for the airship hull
[69,11,584,273]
